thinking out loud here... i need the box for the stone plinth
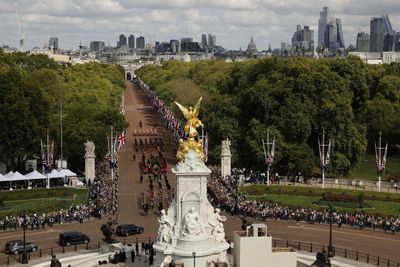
[84,141,96,183]
[221,139,231,177]
[153,150,230,267]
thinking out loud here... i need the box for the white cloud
[0,0,400,50]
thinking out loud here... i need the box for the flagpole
[110,125,115,214]
[322,130,325,189]
[46,130,50,189]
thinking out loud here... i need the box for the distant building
[383,32,400,52]
[201,34,207,48]
[318,7,345,53]
[180,41,202,52]
[118,34,127,47]
[356,32,370,52]
[48,37,59,50]
[370,15,395,52]
[247,37,257,57]
[136,36,145,49]
[292,25,314,51]
[90,41,105,52]
[128,35,135,49]
[318,7,330,48]
[208,34,216,47]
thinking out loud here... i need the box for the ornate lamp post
[318,130,331,189]
[262,130,275,185]
[21,213,28,264]
[327,205,335,259]
[375,132,388,192]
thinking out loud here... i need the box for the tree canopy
[137,57,400,177]
[0,52,126,172]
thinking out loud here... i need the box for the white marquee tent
[25,170,46,180]
[59,169,77,177]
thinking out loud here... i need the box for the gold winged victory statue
[174,97,205,161]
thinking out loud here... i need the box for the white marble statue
[84,140,95,155]
[181,207,204,237]
[157,209,173,243]
[208,208,227,242]
[221,138,231,155]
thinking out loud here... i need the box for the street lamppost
[192,252,196,267]
[327,205,335,259]
[21,213,28,264]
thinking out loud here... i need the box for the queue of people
[207,168,400,235]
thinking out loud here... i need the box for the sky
[0,0,399,51]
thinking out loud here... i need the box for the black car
[116,224,144,236]
[59,231,90,246]
[5,240,38,255]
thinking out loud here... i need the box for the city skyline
[0,0,400,51]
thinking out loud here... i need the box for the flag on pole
[41,140,46,167]
[203,134,209,162]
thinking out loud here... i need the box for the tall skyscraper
[118,34,127,47]
[356,32,370,52]
[208,34,216,47]
[48,37,59,50]
[318,7,329,48]
[336,19,345,49]
[128,35,135,49]
[370,15,395,52]
[201,34,207,48]
[90,41,105,52]
[292,25,314,51]
[317,7,345,53]
[136,36,145,49]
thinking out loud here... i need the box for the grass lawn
[242,185,400,216]
[348,154,400,181]
[241,185,400,202]
[0,188,87,217]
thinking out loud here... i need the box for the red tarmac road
[0,81,398,265]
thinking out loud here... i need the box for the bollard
[388,260,390,267]
[86,243,89,250]
[75,244,77,251]
[344,249,347,258]
[298,242,301,250]
[310,243,313,253]
[40,249,42,258]
[367,254,369,263]
[273,239,276,247]
[378,257,380,265]
[356,251,358,261]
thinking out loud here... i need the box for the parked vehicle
[59,231,90,246]
[116,224,144,236]
[5,240,38,255]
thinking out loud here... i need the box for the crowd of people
[207,167,400,235]
[0,162,115,232]
[138,78,186,144]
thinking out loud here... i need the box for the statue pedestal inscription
[221,138,231,177]
[84,141,95,183]
[153,150,229,267]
